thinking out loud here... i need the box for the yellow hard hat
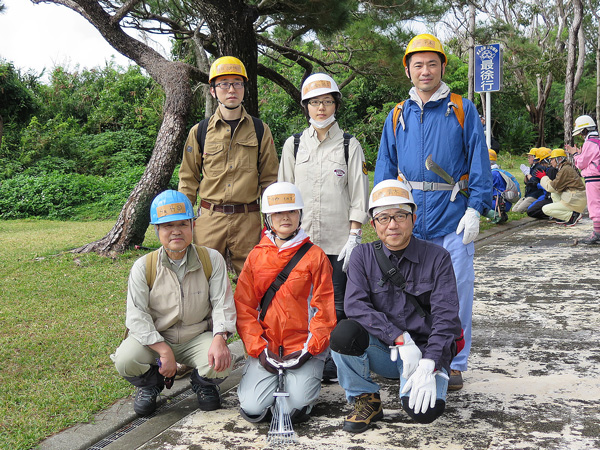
[403,34,446,67]
[536,147,552,160]
[488,149,497,161]
[527,148,538,156]
[550,148,566,159]
[209,56,248,83]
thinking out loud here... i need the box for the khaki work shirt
[178,106,279,206]
[279,123,369,255]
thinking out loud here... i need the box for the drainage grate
[86,389,195,450]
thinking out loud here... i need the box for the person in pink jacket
[567,115,600,244]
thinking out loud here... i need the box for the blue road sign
[475,44,502,93]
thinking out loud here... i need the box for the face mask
[310,114,336,129]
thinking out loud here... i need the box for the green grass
[0,220,162,450]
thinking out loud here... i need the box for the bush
[0,166,147,220]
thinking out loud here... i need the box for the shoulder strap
[259,241,313,321]
[371,241,427,318]
[392,101,405,138]
[145,249,160,290]
[195,118,210,154]
[193,244,213,280]
[251,116,265,155]
[293,132,302,160]
[343,132,352,165]
[449,93,465,129]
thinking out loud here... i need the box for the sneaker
[322,356,338,383]
[343,393,383,433]
[192,382,221,411]
[448,369,463,391]
[581,232,600,245]
[175,363,194,380]
[552,217,568,225]
[134,385,163,416]
[563,212,583,227]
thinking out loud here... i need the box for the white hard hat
[369,179,417,216]
[301,73,341,102]
[261,182,304,214]
[573,115,597,136]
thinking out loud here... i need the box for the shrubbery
[0,166,148,220]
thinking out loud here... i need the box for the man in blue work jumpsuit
[374,33,492,390]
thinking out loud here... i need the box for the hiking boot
[581,232,600,245]
[175,363,194,380]
[133,385,163,416]
[322,356,338,383]
[448,370,463,391]
[563,212,583,227]
[192,382,221,411]
[343,393,383,433]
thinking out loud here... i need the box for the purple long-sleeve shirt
[344,237,462,371]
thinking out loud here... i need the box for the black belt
[200,200,260,214]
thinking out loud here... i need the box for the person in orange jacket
[234,181,336,424]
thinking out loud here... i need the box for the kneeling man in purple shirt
[330,179,462,433]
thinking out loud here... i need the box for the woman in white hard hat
[567,115,600,243]
[234,182,336,424]
[278,73,369,381]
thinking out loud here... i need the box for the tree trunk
[35,0,196,254]
[198,1,260,116]
[563,0,583,145]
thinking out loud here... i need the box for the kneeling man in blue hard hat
[112,190,237,416]
[330,180,462,433]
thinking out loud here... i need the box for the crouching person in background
[112,190,236,416]
[331,180,462,433]
[235,182,336,424]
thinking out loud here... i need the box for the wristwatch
[350,229,362,236]
[215,332,229,340]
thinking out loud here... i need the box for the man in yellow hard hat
[374,33,492,391]
[178,56,279,276]
[512,148,548,213]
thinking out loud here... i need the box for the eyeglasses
[215,81,245,90]
[374,212,412,226]
[307,99,335,107]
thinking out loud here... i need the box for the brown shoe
[448,369,463,391]
[175,363,194,380]
[343,393,383,433]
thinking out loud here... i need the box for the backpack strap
[449,93,465,129]
[195,118,210,154]
[259,241,313,321]
[193,244,213,281]
[145,249,160,290]
[293,132,351,165]
[392,101,405,137]
[371,241,427,318]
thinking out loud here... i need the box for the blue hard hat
[150,190,195,225]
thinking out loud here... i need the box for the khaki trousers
[113,332,232,380]
[194,207,261,276]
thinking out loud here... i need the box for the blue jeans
[331,334,448,403]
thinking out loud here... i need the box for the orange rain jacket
[234,233,336,359]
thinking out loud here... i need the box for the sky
[0,0,170,80]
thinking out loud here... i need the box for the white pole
[485,91,491,149]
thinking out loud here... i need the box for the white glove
[400,358,445,414]
[456,207,480,244]
[389,332,422,379]
[337,232,361,272]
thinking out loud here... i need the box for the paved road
[39,218,600,450]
